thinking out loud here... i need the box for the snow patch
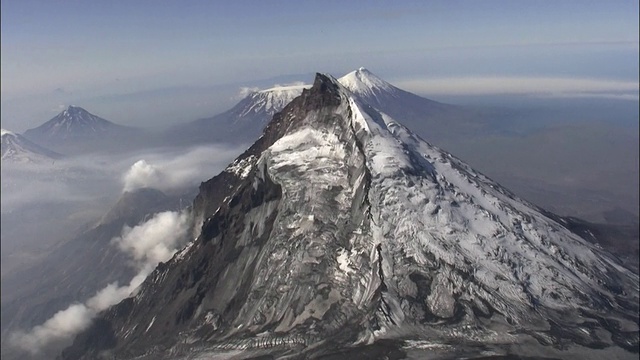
[225,155,256,178]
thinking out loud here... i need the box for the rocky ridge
[62,74,639,359]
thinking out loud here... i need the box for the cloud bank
[394,76,640,100]
[10,210,190,355]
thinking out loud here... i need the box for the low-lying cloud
[121,145,242,193]
[9,209,190,355]
[394,76,640,100]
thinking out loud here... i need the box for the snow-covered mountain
[168,68,492,149]
[166,83,308,146]
[22,106,146,155]
[338,68,493,144]
[1,128,62,163]
[24,106,128,140]
[64,74,638,359]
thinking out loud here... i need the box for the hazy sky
[1,0,638,130]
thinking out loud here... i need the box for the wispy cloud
[237,86,260,98]
[3,144,241,355]
[394,76,639,100]
[235,81,308,100]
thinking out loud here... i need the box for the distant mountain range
[14,70,489,154]
[1,128,62,163]
[164,68,496,150]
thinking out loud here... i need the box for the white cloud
[237,86,259,99]
[9,304,93,353]
[393,76,639,99]
[271,81,306,88]
[10,210,190,355]
[121,145,242,193]
[122,159,163,192]
[112,210,190,267]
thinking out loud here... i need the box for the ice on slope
[345,90,637,328]
[100,74,637,358]
[259,76,638,332]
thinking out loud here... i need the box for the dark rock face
[61,74,639,360]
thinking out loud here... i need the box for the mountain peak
[310,72,343,98]
[1,128,62,162]
[23,106,129,142]
[338,67,397,99]
[235,83,309,120]
[61,105,90,117]
[64,68,639,359]
[64,104,80,111]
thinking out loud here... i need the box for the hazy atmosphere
[2,0,638,130]
[1,1,639,360]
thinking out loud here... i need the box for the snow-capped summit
[166,83,309,146]
[66,73,638,359]
[338,67,398,99]
[22,105,142,155]
[338,68,486,146]
[239,83,308,119]
[24,105,130,141]
[1,128,62,163]
[1,128,15,137]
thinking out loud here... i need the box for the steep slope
[63,74,638,360]
[165,84,308,146]
[1,129,63,163]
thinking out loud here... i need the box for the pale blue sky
[1,0,638,130]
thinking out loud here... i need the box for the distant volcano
[24,106,130,140]
[1,128,62,163]
[22,105,144,155]
[166,83,309,146]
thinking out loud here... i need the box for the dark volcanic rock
[61,74,639,360]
